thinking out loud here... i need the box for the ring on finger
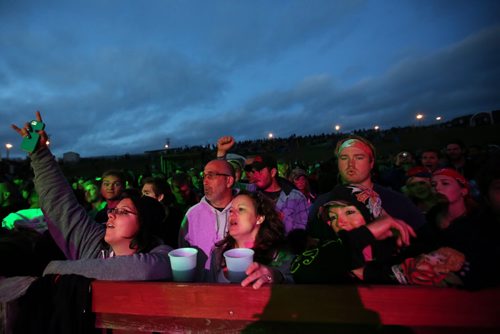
[264,274,272,282]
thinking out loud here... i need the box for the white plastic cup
[168,247,198,282]
[223,248,254,283]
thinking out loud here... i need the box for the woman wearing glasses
[11,111,173,280]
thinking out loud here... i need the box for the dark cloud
[203,25,500,140]
[1,38,227,156]
[204,1,363,65]
[1,1,499,159]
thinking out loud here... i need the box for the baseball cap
[318,184,382,224]
[289,167,307,180]
[226,153,246,171]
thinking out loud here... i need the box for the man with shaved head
[178,159,236,280]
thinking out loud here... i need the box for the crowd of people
[1,111,500,293]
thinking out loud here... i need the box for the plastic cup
[223,248,254,283]
[168,247,198,282]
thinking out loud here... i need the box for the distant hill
[56,122,499,179]
[4,111,497,180]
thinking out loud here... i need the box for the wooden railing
[92,281,500,333]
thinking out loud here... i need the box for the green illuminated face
[277,162,289,178]
[28,191,40,207]
[0,183,9,207]
[84,183,100,203]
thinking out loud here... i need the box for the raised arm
[366,212,416,248]
[12,112,104,260]
[43,245,173,280]
[216,136,235,158]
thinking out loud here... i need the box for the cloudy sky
[1,0,499,158]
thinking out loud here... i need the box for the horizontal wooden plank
[92,282,379,324]
[91,282,500,332]
[357,285,500,327]
[94,313,420,334]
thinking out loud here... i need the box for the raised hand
[216,136,235,157]
[11,111,48,153]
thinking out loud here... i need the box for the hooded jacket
[179,196,234,276]
[31,149,172,281]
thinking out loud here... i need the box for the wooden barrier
[92,282,500,333]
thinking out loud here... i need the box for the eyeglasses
[202,172,231,180]
[107,207,138,216]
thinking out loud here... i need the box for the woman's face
[84,183,99,203]
[228,195,263,246]
[327,205,366,233]
[431,175,467,204]
[293,175,307,192]
[104,198,140,251]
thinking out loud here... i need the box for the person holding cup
[11,111,173,281]
[208,191,293,289]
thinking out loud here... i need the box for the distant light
[374,125,380,131]
[416,113,424,120]
[436,116,442,121]
[164,144,169,149]
[334,125,341,131]
[5,143,13,159]
[268,132,273,139]
[46,140,50,146]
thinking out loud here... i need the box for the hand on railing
[241,262,282,290]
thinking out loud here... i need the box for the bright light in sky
[374,125,380,131]
[1,0,499,158]
[416,114,424,120]
[334,125,341,132]
[436,116,442,121]
[5,143,13,159]
[268,133,274,139]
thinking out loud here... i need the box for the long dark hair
[216,190,285,265]
[121,189,165,253]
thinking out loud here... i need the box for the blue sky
[1,0,499,158]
